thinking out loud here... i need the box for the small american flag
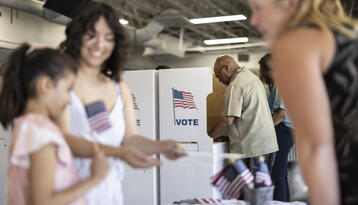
[131,93,140,110]
[255,159,272,187]
[211,159,254,199]
[172,88,197,109]
[84,101,112,134]
[173,198,222,204]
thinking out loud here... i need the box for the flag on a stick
[211,159,254,199]
[173,198,222,204]
[255,156,272,187]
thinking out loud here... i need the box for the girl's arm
[119,81,185,159]
[56,104,161,168]
[272,28,339,205]
[29,145,108,205]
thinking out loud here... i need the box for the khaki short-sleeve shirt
[222,69,278,158]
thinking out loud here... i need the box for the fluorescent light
[119,19,129,25]
[204,37,249,45]
[190,15,246,24]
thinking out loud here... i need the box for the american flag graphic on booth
[211,159,254,199]
[131,93,140,110]
[84,101,112,134]
[172,88,197,110]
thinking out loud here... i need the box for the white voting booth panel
[122,70,159,205]
[0,79,9,205]
[0,127,9,205]
[159,68,227,205]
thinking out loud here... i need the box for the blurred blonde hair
[284,0,358,38]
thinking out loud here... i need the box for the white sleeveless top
[70,83,126,205]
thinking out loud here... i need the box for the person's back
[225,68,278,157]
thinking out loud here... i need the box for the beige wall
[0,6,66,48]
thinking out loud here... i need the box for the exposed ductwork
[0,0,189,44]
[142,34,189,57]
[126,9,190,44]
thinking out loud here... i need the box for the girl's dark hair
[0,44,77,128]
[60,2,128,81]
[259,53,273,88]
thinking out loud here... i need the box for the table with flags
[172,199,306,205]
[173,156,307,205]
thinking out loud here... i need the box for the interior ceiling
[37,0,358,47]
[101,0,358,47]
[101,0,260,46]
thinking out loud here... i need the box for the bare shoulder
[273,27,335,72]
[118,80,131,94]
[275,27,332,52]
[118,80,130,90]
[118,80,132,100]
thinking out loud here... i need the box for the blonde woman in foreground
[249,0,358,204]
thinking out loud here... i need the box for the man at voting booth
[208,55,278,172]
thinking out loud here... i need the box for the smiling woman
[59,2,185,205]
[60,2,128,82]
[78,16,116,71]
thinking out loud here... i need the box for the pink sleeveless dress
[7,113,87,205]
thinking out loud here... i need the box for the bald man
[208,55,278,171]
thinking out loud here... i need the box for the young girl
[0,44,110,205]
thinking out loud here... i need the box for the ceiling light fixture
[119,19,129,25]
[204,37,249,45]
[190,15,247,24]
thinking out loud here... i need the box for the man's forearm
[208,120,230,139]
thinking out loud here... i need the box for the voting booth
[122,70,160,205]
[159,68,227,205]
[0,78,9,205]
[0,126,9,205]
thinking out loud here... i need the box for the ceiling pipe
[186,42,267,52]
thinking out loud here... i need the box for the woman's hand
[119,146,162,168]
[159,140,186,160]
[90,150,110,182]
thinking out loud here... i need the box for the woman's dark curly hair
[259,53,274,88]
[60,2,128,81]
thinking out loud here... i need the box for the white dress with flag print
[69,83,126,205]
